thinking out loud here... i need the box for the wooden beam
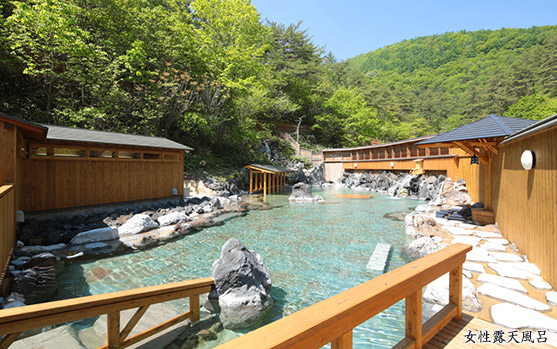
[190,295,200,322]
[249,170,253,193]
[449,265,463,321]
[406,290,422,349]
[331,330,352,349]
[120,306,149,341]
[0,331,22,349]
[263,172,267,196]
[485,152,492,211]
[453,141,489,164]
[107,311,120,347]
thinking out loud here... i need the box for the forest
[1,0,556,168]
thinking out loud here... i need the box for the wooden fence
[0,184,16,291]
[278,131,323,166]
[217,244,471,349]
[0,277,214,348]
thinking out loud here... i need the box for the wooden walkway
[425,313,548,348]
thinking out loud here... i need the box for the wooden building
[244,164,294,195]
[322,136,459,183]
[0,112,191,282]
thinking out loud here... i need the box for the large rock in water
[117,214,159,236]
[210,238,272,329]
[288,182,314,201]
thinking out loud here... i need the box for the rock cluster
[335,172,447,201]
[288,182,323,202]
[206,238,273,329]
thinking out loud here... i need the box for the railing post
[107,311,121,348]
[406,289,422,348]
[331,329,352,349]
[449,264,463,321]
[190,294,200,322]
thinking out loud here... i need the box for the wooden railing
[0,184,16,291]
[217,243,472,349]
[0,277,214,348]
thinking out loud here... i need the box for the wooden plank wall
[491,126,557,287]
[17,153,184,212]
[0,185,16,285]
[0,122,16,185]
[452,148,485,204]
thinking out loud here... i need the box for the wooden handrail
[0,277,214,348]
[0,184,14,199]
[217,244,472,349]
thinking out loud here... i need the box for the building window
[118,152,141,159]
[53,148,86,157]
[90,150,115,158]
[31,147,50,157]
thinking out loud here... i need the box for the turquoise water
[61,187,420,348]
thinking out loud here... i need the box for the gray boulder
[445,190,473,206]
[157,211,190,226]
[210,238,272,329]
[288,182,314,201]
[70,227,119,245]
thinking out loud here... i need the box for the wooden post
[190,295,200,322]
[107,311,121,348]
[249,170,253,193]
[485,154,492,211]
[449,264,463,321]
[263,173,267,196]
[406,289,422,349]
[331,330,352,349]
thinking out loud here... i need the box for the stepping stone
[488,263,529,279]
[547,292,557,305]
[445,227,475,236]
[485,238,508,245]
[480,242,506,252]
[477,273,527,293]
[366,243,391,272]
[490,252,523,262]
[463,270,472,279]
[475,231,503,239]
[529,279,553,290]
[466,247,497,263]
[451,236,482,247]
[463,261,486,274]
[491,303,557,331]
[511,262,541,275]
[477,283,550,311]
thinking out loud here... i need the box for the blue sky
[251,0,557,61]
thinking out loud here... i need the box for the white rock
[446,227,475,236]
[511,262,541,275]
[70,227,119,245]
[480,242,506,252]
[414,204,432,213]
[466,247,497,263]
[490,252,523,262]
[475,231,503,239]
[458,223,478,229]
[463,270,473,279]
[485,238,509,245]
[477,283,550,311]
[477,273,528,293]
[157,211,189,226]
[118,214,159,236]
[529,280,553,290]
[488,263,530,279]
[463,261,486,274]
[547,292,557,305]
[451,236,482,247]
[423,273,482,312]
[491,303,557,331]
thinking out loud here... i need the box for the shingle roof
[324,135,433,152]
[42,124,192,151]
[245,164,295,173]
[501,113,557,145]
[416,115,537,145]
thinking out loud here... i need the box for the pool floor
[59,187,420,348]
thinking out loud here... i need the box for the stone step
[366,243,391,272]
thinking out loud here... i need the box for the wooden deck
[425,313,546,349]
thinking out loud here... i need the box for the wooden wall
[0,185,16,287]
[491,126,557,287]
[17,146,184,212]
[0,122,16,185]
[451,148,485,204]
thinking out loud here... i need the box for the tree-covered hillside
[1,0,556,166]
[346,26,557,140]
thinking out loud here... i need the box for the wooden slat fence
[0,277,214,348]
[0,184,16,290]
[217,244,472,349]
